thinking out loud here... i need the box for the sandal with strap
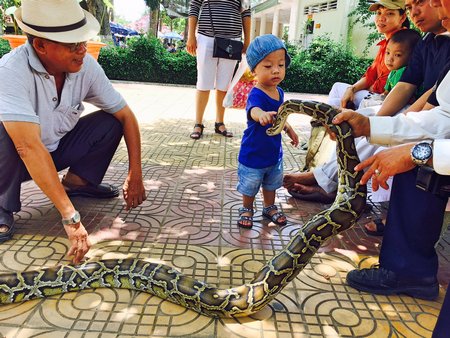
[364,218,385,236]
[214,122,233,138]
[0,207,14,243]
[237,207,254,229]
[190,124,205,140]
[262,205,287,226]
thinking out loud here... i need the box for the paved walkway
[0,82,448,338]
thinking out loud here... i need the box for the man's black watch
[411,141,433,166]
[62,211,81,226]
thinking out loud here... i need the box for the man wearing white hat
[0,0,147,264]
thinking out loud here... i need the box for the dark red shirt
[363,39,389,94]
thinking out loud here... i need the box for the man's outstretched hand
[123,174,147,210]
[64,222,91,265]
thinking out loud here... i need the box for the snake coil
[0,100,366,317]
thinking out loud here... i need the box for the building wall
[299,0,348,46]
[349,20,379,58]
[250,0,378,58]
[298,0,377,57]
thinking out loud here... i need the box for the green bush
[99,35,371,93]
[283,36,372,94]
[99,35,197,85]
[0,38,11,58]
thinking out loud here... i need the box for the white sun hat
[14,0,100,43]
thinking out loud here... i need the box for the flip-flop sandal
[0,209,15,243]
[262,205,287,226]
[364,218,385,236]
[0,223,15,243]
[288,189,335,204]
[237,207,253,229]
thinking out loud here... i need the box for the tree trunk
[149,8,159,37]
[85,0,112,39]
[184,18,188,41]
[110,0,115,22]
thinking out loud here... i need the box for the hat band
[22,17,87,33]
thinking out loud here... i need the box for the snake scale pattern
[0,100,366,317]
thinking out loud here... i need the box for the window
[304,0,338,15]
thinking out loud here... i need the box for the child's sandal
[262,205,287,226]
[237,207,254,229]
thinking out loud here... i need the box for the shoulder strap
[206,0,216,37]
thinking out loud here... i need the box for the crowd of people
[0,0,449,335]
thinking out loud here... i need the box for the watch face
[413,143,432,161]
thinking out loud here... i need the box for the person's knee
[91,111,123,136]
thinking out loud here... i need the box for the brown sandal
[190,124,205,140]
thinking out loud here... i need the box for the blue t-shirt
[238,87,284,169]
[400,33,450,95]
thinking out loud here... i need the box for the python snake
[0,100,366,317]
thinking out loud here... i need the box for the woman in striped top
[187,0,251,139]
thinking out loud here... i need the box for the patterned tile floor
[0,83,448,338]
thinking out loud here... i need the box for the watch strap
[62,210,81,226]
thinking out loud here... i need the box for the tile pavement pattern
[0,87,448,337]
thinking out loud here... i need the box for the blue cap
[246,34,291,71]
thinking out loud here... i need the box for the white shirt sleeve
[368,70,450,146]
[434,139,450,175]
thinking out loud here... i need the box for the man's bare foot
[288,183,336,204]
[63,172,88,187]
[283,171,317,190]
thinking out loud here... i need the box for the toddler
[359,29,421,109]
[237,34,299,228]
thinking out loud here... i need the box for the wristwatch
[62,210,81,226]
[411,141,433,166]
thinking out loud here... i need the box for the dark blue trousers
[433,290,450,337]
[380,169,447,278]
[378,169,448,335]
[0,111,123,213]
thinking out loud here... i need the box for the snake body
[0,100,366,317]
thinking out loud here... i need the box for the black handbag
[213,37,243,60]
[207,0,243,61]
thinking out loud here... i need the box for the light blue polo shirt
[0,42,126,152]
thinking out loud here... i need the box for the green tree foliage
[161,9,186,33]
[0,37,11,55]
[348,0,382,52]
[0,0,20,33]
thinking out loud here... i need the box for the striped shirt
[189,0,251,39]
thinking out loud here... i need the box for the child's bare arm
[250,107,277,126]
[284,122,299,147]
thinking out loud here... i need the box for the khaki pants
[303,123,335,172]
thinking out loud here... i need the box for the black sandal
[190,124,205,140]
[0,208,14,243]
[237,207,254,229]
[262,205,287,226]
[364,218,385,236]
[214,122,233,138]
